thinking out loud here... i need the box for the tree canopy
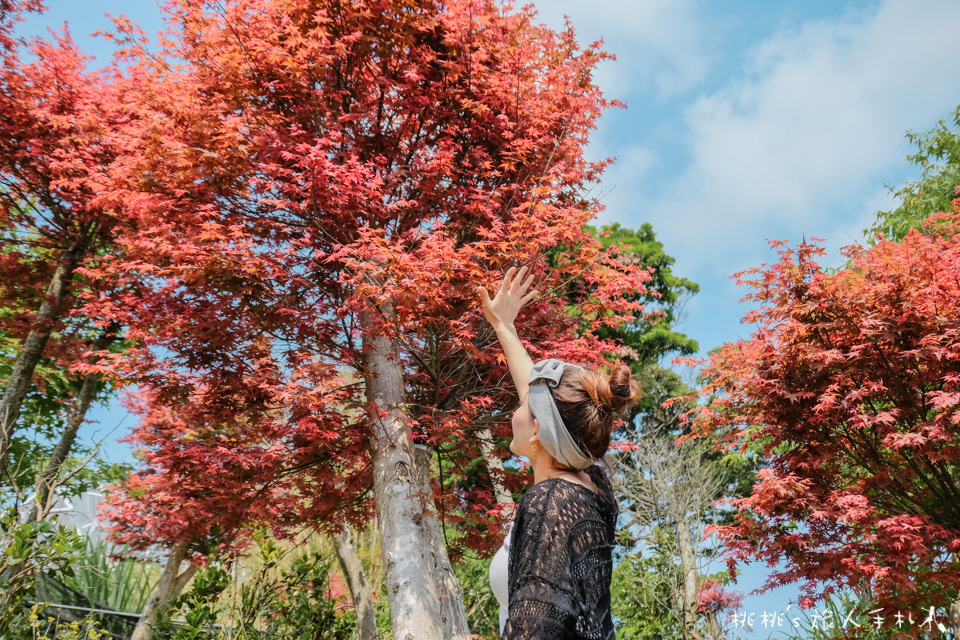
[67,1,650,636]
[692,211,960,615]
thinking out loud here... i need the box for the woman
[481,266,639,639]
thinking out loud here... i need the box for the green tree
[611,528,684,640]
[869,104,960,242]
[587,223,755,639]
[592,222,700,414]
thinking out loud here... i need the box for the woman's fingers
[508,265,530,293]
[487,264,538,306]
[518,270,536,295]
[501,266,517,293]
[520,289,539,306]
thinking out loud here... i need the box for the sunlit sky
[19,0,960,634]
[534,0,960,355]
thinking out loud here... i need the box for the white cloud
[569,0,960,353]
[593,144,659,217]
[532,0,713,100]
[635,0,960,273]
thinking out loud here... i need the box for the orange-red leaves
[693,211,960,614]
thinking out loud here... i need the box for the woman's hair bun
[580,364,641,415]
[601,363,641,413]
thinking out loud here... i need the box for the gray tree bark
[478,427,514,506]
[130,540,198,640]
[415,444,471,640]
[673,512,699,637]
[0,245,83,482]
[363,315,444,640]
[951,599,960,639]
[334,527,379,640]
[27,327,116,523]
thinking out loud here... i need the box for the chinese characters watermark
[728,605,951,635]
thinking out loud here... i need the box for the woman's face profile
[510,396,538,458]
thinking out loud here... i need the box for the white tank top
[488,522,513,633]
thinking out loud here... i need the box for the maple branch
[529,242,618,305]
[830,425,938,517]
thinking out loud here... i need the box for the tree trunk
[29,382,101,523]
[131,540,198,640]
[704,610,725,640]
[0,245,83,482]
[415,444,472,640]
[951,599,960,639]
[478,428,514,506]
[363,317,443,640]
[24,326,116,523]
[674,514,699,637]
[334,527,378,640]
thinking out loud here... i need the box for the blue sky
[532,0,960,358]
[18,1,960,635]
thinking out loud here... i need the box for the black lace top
[502,465,618,640]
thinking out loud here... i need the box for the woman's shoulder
[583,464,615,501]
[518,465,615,520]
[511,467,617,565]
[516,475,567,514]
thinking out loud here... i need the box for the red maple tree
[0,0,145,499]
[84,1,649,636]
[690,208,960,618]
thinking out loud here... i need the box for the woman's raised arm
[478,266,539,400]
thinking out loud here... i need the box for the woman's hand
[478,266,537,398]
[478,266,538,329]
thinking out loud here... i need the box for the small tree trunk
[26,326,116,523]
[674,513,699,637]
[950,599,960,639]
[363,315,443,640]
[130,540,198,640]
[415,444,471,640]
[478,428,514,506]
[334,527,378,640]
[0,245,83,482]
[704,610,725,640]
[29,375,100,522]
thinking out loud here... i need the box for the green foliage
[262,553,357,640]
[453,554,500,640]
[153,563,231,640]
[232,530,356,640]
[588,223,700,418]
[0,508,85,639]
[611,535,682,640]
[153,532,357,640]
[869,104,960,242]
[64,539,159,614]
[374,585,392,639]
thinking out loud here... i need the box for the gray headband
[527,359,594,470]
